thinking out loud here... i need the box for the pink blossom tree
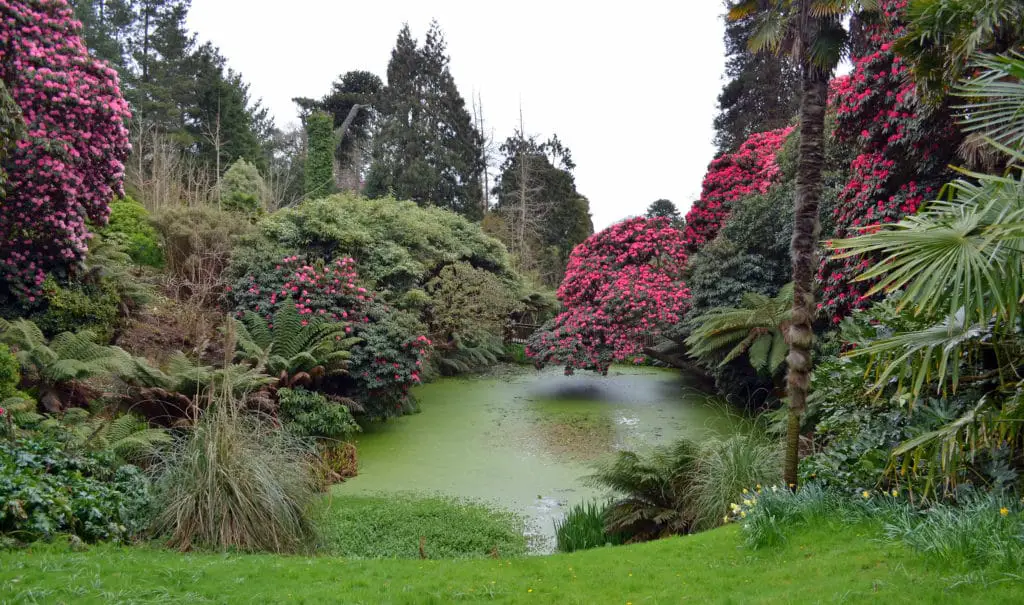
[0,0,131,303]
[526,217,690,375]
[683,126,792,255]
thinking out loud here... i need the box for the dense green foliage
[277,387,359,441]
[98,197,164,268]
[588,433,781,541]
[0,435,150,544]
[315,495,528,559]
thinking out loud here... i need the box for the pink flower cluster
[817,0,958,322]
[526,217,690,374]
[0,0,131,301]
[683,127,793,255]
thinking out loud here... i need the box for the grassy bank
[3,522,1020,604]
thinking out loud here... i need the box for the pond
[337,364,740,550]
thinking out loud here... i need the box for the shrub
[314,495,528,559]
[589,439,700,541]
[149,399,318,553]
[527,217,690,375]
[152,205,252,302]
[34,275,120,342]
[0,0,131,302]
[277,387,359,441]
[554,500,624,553]
[0,435,150,544]
[229,255,431,418]
[220,158,266,214]
[689,434,783,530]
[100,197,164,267]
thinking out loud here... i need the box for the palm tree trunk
[784,49,830,489]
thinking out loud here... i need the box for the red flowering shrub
[817,0,959,322]
[0,0,131,303]
[683,127,792,255]
[229,255,432,418]
[526,217,689,374]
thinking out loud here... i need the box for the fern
[233,302,358,384]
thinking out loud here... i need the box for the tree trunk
[784,41,830,489]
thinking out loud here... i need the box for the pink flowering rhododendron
[683,127,792,255]
[229,255,432,417]
[526,217,689,374]
[0,0,131,301]
[817,0,959,322]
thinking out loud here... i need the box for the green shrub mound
[0,436,150,544]
[100,197,164,267]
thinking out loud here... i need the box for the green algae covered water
[336,364,739,550]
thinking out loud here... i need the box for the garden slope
[2,524,1018,604]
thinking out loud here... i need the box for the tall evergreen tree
[494,132,592,285]
[646,199,682,223]
[713,1,801,154]
[68,0,134,69]
[367,22,484,219]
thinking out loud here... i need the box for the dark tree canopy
[712,2,800,154]
[366,22,485,219]
[645,199,681,223]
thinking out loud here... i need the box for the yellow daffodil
[723,515,729,523]
[1000,507,1009,517]
[743,498,752,506]
[861,490,870,499]
[891,489,899,497]
[730,503,740,511]
[756,484,762,490]
[751,497,757,505]
[742,488,749,495]
[740,511,747,518]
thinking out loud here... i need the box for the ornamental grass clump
[149,392,317,553]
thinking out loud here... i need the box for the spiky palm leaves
[686,284,794,379]
[0,318,135,412]
[831,52,1024,492]
[234,302,359,389]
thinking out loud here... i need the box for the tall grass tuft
[149,394,318,553]
[690,433,783,530]
[554,500,624,553]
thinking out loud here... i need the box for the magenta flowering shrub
[526,217,689,374]
[817,0,959,323]
[683,127,792,255]
[0,0,131,302]
[229,255,432,418]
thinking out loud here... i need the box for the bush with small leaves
[99,197,163,267]
[220,158,266,214]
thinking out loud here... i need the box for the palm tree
[831,52,1024,491]
[728,0,878,487]
[894,0,1024,102]
[686,283,793,386]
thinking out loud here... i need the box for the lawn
[2,522,1021,604]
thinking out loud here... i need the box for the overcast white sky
[187,1,726,229]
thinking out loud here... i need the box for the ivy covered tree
[294,70,383,192]
[366,22,484,219]
[304,111,336,200]
[0,0,132,303]
[526,217,689,375]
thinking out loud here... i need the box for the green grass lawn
[2,522,1020,604]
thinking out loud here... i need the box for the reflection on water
[337,364,738,552]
